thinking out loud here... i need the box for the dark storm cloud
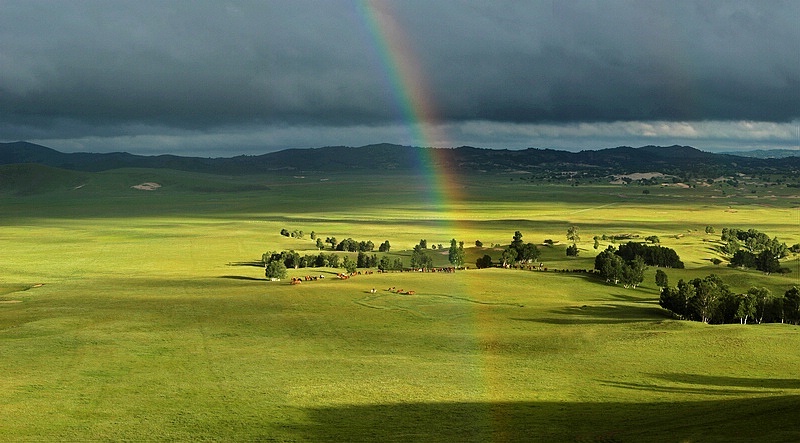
[0,1,394,128]
[410,1,799,123]
[0,0,798,152]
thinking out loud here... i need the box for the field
[1,168,799,441]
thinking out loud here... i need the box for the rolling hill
[2,141,799,177]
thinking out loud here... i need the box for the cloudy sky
[1,0,798,156]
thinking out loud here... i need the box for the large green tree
[688,275,728,324]
[784,287,800,325]
[326,236,337,249]
[391,257,404,271]
[378,256,391,272]
[736,292,757,324]
[757,250,781,274]
[507,231,539,265]
[519,242,540,263]
[749,287,772,324]
[567,225,580,244]
[621,256,646,288]
[282,250,301,269]
[325,253,340,268]
[448,239,466,268]
[342,256,357,274]
[595,246,625,284]
[476,254,493,269]
[410,245,432,269]
[511,231,524,251]
[660,279,695,319]
[265,260,288,280]
[500,247,516,268]
[655,269,669,288]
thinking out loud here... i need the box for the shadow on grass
[291,396,800,442]
[514,303,668,325]
[607,292,658,304]
[218,275,268,282]
[652,373,800,390]
[602,373,800,397]
[599,380,769,396]
[227,261,264,267]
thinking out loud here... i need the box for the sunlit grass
[1,171,799,440]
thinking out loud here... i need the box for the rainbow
[355,0,463,221]
[355,0,498,420]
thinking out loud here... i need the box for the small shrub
[566,244,579,257]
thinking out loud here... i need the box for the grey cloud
[0,1,798,152]
[411,1,799,123]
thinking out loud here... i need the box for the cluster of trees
[660,275,800,325]
[591,233,658,250]
[594,242,684,288]
[263,237,470,278]
[316,237,390,253]
[507,231,541,266]
[263,250,343,271]
[333,238,375,252]
[720,228,789,274]
[414,240,448,250]
[615,242,684,268]
[262,249,407,278]
[279,228,306,239]
[476,231,540,269]
[279,228,392,254]
[410,245,432,269]
[730,250,785,274]
[721,228,787,255]
[408,238,466,269]
[594,246,647,288]
[720,228,787,257]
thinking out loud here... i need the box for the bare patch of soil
[132,182,162,191]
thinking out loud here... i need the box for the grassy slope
[1,169,799,441]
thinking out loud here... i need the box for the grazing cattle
[406,290,415,295]
[370,288,376,294]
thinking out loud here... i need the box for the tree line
[475,231,541,269]
[593,242,683,288]
[615,242,684,269]
[719,227,791,274]
[659,275,800,325]
[262,238,468,279]
[279,228,392,253]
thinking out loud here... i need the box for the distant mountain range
[719,149,800,159]
[1,141,799,177]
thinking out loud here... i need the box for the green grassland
[1,167,799,441]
